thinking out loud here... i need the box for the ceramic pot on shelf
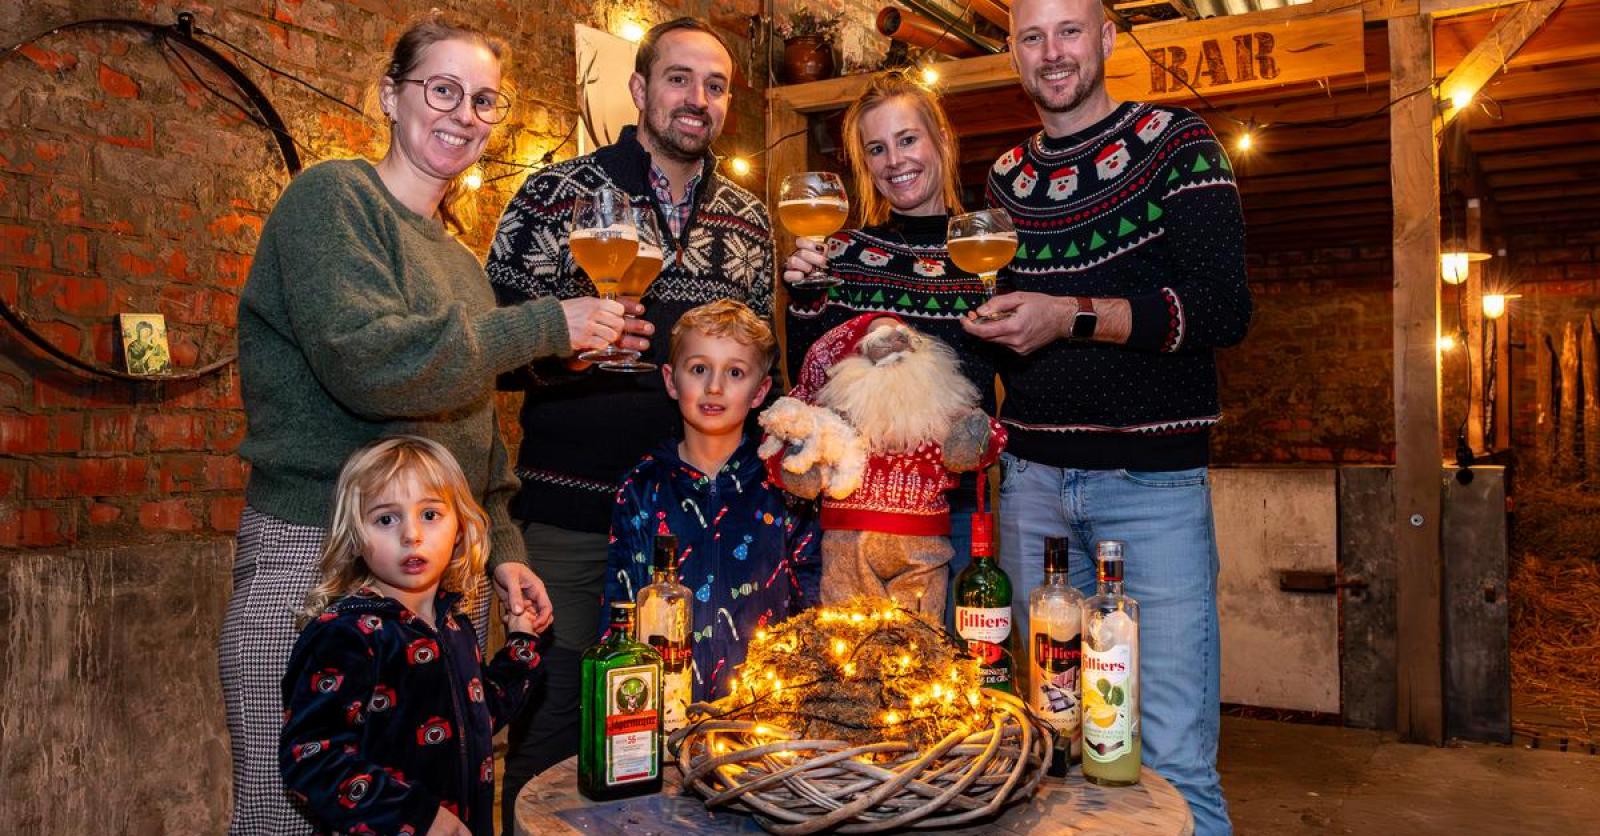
[782,35,836,84]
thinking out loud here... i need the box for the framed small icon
[119,313,172,376]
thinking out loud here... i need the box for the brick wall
[1504,223,1600,462]
[1213,245,1397,465]
[0,0,768,550]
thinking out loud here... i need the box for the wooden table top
[515,756,1193,835]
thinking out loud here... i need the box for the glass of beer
[600,206,665,373]
[779,171,849,289]
[571,187,638,363]
[948,207,1018,321]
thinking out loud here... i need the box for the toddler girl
[279,436,542,835]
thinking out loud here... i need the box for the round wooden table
[515,756,1192,835]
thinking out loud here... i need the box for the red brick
[0,414,50,453]
[97,65,140,99]
[87,502,123,525]
[214,251,253,289]
[157,455,205,493]
[209,412,248,452]
[34,377,118,409]
[204,455,249,491]
[0,223,50,268]
[20,506,73,547]
[0,268,17,305]
[27,457,149,498]
[143,412,207,451]
[139,499,197,531]
[89,322,118,365]
[30,273,110,316]
[17,44,80,73]
[53,232,90,273]
[0,461,19,496]
[31,320,84,357]
[210,496,246,532]
[87,413,136,452]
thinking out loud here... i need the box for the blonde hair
[299,435,489,626]
[842,71,965,227]
[669,299,777,370]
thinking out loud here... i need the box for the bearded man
[761,314,1004,619]
[486,17,774,825]
[961,0,1253,832]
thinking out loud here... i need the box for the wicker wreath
[667,688,1050,834]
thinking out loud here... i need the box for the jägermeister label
[579,602,664,801]
[954,512,1014,693]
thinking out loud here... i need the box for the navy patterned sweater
[279,590,540,835]
[602,433,820,702]
[985,102,1252,470]
[487,126,775,534]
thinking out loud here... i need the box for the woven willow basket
[666,689,1051,834]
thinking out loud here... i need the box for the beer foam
[571,224,639,241]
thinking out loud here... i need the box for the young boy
[602,300,819,703]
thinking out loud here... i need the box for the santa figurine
[759,314,1005,621]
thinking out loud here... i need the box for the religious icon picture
[119,313,172,376]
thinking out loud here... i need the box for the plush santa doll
[759,314,1005,620]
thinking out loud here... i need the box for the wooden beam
[772,5,1366,113]
[1237,165,1392,194]
[1438,0,1569,127]
[1465,197,1486,454]
[1390,12,1446,746]
[1476,143,1600,173]
[1468,120,1600,154]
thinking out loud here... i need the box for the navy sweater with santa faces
[279,590,541,836]
[985,102,1252,470]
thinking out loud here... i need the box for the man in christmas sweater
[962,0,1252,833]
[484,18,774,826]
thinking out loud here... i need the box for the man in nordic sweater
[962,0,1251,832]
[485,18,774,825]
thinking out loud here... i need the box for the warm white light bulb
[1451,89,1473,111]
[920,66,939,85]
[1236,131,1253,152]
[619,20,646,43]
[1483,294,1507,320]
[1440,252,1470,284]
[1438,334,1457,352]
[729,156,752,177]
[462,166,484,191]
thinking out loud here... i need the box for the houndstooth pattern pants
[219,506,491,834]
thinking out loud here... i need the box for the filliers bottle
[579,601,664,801]
[1029,536,1084,776]
[954,512,1014,693]
[636,533,692,732]
[1081,542,1141,787]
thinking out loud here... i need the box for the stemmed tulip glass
[947,208,1018,321]
[570,187,639,364]
[779,171,849,289]
[600,206,665,373]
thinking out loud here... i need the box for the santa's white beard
[816,332,978,453]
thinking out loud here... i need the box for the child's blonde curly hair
[299,435,489,626]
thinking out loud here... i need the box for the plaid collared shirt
[648,163,701,239]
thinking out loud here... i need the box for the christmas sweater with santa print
[785,212,999,414]
[279,590,541,836]
[986,102,1252,470]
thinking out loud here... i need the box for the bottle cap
[609,601,636,626]
[1095,544,1125,583]
[1096,540,1125,561]
[1044,536,1070,574]
[652,533,679,571]
[971,512,994,557]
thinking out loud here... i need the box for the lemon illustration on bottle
[1081,542,1141,787]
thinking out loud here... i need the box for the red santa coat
[769,313,1006,536]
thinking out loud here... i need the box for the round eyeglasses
[395,75,512,124]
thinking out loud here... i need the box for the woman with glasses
[221,13,617,834]
[781,70,999,626]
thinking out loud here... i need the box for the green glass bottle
[953,512,1015,693]
[579,601,664,801]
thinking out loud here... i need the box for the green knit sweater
[238,159,568,571]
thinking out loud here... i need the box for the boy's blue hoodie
[279,590,539,835]
[604,433,820,703]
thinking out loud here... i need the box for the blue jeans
[942,488,978,633]
[998,453,1229,836]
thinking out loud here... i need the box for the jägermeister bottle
[1082,542,1141,786]
[579,601,664,801]
[954,512,1014,693]
[1029,536,1084,776]
[636,533,692,732]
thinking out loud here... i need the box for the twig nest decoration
[667,597,1050,833]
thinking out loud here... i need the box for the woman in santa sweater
[781,70,999,623]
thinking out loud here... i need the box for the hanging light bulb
[920,64,939,86]
[728,156,753,178]
[462,165,484,191]
[1235,129,1253,153]
[618,19,647,43]
[1482,294,1507,320]
[1440,251,1470,284]
[1438,333,1457,351]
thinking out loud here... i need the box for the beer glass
[947,208,1018,321]
[601,206,665,373]
[779,171,849,289]
[571,187,638,363]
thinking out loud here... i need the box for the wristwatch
[1070,296,1098,340]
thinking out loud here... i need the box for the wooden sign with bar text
[1104,7,1366,103]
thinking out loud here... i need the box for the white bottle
[635,533,692,732]
[1029,536,1085,775]
[1082,541,1141,786]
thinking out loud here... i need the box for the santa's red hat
[788,312,903,403]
